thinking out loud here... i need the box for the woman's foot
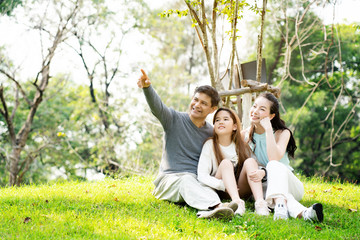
[273,198,288,220]
[302,203,324,222]
[255,199,270,216]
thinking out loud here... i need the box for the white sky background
[317,0,360,25]
[0,0,359,86]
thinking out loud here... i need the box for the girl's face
[214,110,237,136]
[249,97,275,124]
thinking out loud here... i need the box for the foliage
[0,0,22,15]
[0,176,359,239]
[158,0,260,89]
[259,1,360,182]
[65,0,159,177]
[285,23,360,182]
[0,0,93,186]
[0,0,152,185]
[0,77,75,185]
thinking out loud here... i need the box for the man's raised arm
[137,68,172,128]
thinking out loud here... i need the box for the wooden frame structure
[218,60,281,129]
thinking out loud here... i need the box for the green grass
[0,176,359,239]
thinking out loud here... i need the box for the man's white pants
[153,173,221,210]
[266,161,306,218]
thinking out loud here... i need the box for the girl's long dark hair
[212,108,251,179]
[248,93,297,158]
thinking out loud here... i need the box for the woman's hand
[248,169,265,182]
[260,117,272,131]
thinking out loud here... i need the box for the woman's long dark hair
[212,108,251,179]
[248,93,297,158]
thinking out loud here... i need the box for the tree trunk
[9,148,21,186]
[256,0,267,82]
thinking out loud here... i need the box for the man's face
[189,92,217,121]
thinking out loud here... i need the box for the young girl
[244,92,323,222]
[197,107,269,216]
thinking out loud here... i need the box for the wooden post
[242,92,252,130]
[234,64,242,120]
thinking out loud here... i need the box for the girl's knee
[244,157,257,165]
[243,157,257,168]
[219,159,233,168]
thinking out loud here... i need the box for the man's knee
[178,174,197,189]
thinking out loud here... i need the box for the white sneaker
[274,202,289,220]
[234,199,246,216]
[255,199,270,216]
[197,207,234,219]
[302,203,324,222]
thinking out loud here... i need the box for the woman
[244,92,323,222]
[198,108,269,216]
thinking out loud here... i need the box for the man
[137,69,235,219]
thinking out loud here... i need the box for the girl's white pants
[265,160,306,218]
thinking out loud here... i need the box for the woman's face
[214,110,237,136]
[249,97,274,124]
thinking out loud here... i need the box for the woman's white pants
[265,161,306,218]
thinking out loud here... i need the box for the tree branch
[0,69,32,106]
[0,86,16,144]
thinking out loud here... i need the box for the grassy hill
[0,175,359,239]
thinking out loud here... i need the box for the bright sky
[316,0,360,25]
[0,0,359,85]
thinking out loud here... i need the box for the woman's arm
[260,117,290,161]
[197,140,226,191]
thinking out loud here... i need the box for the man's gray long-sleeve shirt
[143,86,213,175]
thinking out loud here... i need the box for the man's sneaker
[302,203,324,222]
[274,202,289,220]
[197,207,234,220]
[220,201,238,212]
[255,199,270,216]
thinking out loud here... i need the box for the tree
[160,0,264,91]
[66,0,143,174]
[0,0,82,186]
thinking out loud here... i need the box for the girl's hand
[248,170,265,182]
[260,117,272,131]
